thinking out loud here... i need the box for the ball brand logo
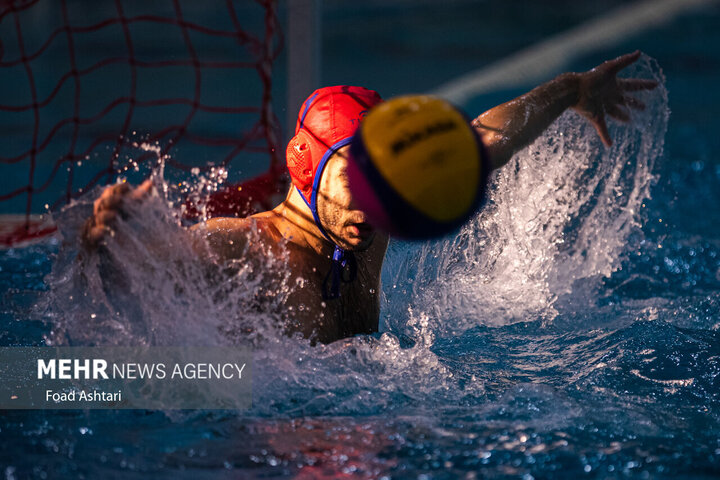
[391,120,458,156]
[347,94,485,238]
[393,106,413,117]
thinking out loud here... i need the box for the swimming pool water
[3,4,720,480]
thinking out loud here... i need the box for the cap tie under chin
[295,185,359,301]
[322,245,357,300]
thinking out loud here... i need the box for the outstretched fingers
[578,51,659,148]
[606,50,642,74]
[607,104,630,123]
[622,95,646,111]
[591,115,612,147]
[620,78,658,92]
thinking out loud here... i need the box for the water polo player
[83,51,656,343]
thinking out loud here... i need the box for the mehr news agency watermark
[0,347,252,409]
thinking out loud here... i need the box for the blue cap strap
[309,136,354,242]
[296,135,357,300]
[322,245,357,300]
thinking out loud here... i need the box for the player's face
[316,146,376,251]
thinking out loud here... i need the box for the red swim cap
[286,86,383,211]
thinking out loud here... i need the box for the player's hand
[572,50,658,147]
[82,179,153,248]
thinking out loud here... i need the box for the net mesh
[0,0,284,245]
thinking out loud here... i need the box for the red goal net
[0,0,285,246]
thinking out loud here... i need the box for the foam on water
[383,55,668,335]
[5,55,720,478]
[32,56,673,416]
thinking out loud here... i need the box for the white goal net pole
[286,0,322,141]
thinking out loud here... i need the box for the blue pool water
[3,4,720,480]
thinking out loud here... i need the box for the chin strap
[322,245,357,300]
[296,186,359,301]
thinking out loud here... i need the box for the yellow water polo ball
[348,95,489,239]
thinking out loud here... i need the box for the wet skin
[197,147,389,344]
[82,52,657,343]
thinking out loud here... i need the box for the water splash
[37,144,292,350]
[33,56,672,417]
[383,55,669,337]
[10,53,720,478]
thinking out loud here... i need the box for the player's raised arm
[471,51,658,171]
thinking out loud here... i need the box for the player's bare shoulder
[191,213,282,261]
